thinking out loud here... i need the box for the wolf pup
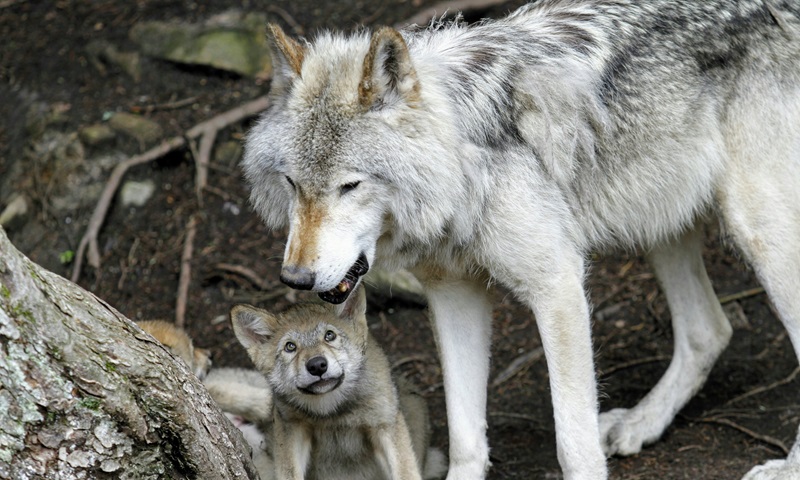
[242,1,800,478]
[137,321,275,476]
[230,286,445,480]
[137,320,212,379]
[204,367,275,480]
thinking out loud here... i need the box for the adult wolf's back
[242,1,800,478]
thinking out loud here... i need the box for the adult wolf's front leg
[424,277,494,480]
[526,268,607,480]
[489,232,606,479]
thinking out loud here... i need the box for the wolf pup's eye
[284,341,297,353]
[324,330,336,342]
[339,181,360,196]
[285,176,296,190]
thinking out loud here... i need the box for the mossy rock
[130,11,272,77]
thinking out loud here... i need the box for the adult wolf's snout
[280,265,316,290]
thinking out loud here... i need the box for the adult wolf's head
[242,24,464,304]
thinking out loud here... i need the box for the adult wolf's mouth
[318,253,369,304]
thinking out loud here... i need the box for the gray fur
[242,2,800,478]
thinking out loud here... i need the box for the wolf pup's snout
[306,356,328,377]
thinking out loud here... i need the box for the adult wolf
[242,1,800,478]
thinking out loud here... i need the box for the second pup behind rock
[231,286,445,480]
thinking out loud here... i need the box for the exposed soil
[2,1,798,479]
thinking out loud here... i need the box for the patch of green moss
[11,303,34,323]
[80,397,101,411]
[26,264,41,281]
[0,284,10,299]
[105,361,117,373]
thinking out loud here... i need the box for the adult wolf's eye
[284,341,296,353]
[285,176,296,190]
[339,181,360,195]
[324,330,336,342]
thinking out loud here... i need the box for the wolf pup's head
[242,24,465,304]
[231,286,370,415]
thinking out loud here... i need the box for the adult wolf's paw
[599,408,648,457]
[445,456,490,480]
[742,459,800,480]
[743,425,800,480]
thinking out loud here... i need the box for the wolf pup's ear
[267,23,306,88]
[335,287,369,349]
[359,27,421,110]
[230,304,277,350]
[334,285,367,322]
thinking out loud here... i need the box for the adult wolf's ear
[230,304,278,350]
[267,23,306,89]
[359,27,421,109]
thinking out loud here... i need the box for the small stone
[120,180,156,207]
[86,41,142,82]
[213,140,242,166]
[108,112,162,145]
[79,124,116,146]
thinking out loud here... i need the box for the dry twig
[489,411,547,426]
[723,365,800,407]
[175,214,198,328]
[214,263,271,291]
[392,354,432,370]
[185,96,270,205]
[71,137,186,282]
[718,286,766,305]
[698,416,789,455]
[599,355,671,377]
[491,347,544,388]
[130,96,198,114]
[71,95,270,283]
[267,5,305,36]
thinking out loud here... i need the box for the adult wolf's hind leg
[717,78,800,477]
[717,81,800,373]
[718,160,800,370]
[717,141,800,478]
[600,225,733,456]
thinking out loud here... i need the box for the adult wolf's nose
[306,356,328,377]
[280,265,316,290]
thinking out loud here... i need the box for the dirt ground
[2,1,799,479]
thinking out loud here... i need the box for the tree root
[70,95,270,327]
